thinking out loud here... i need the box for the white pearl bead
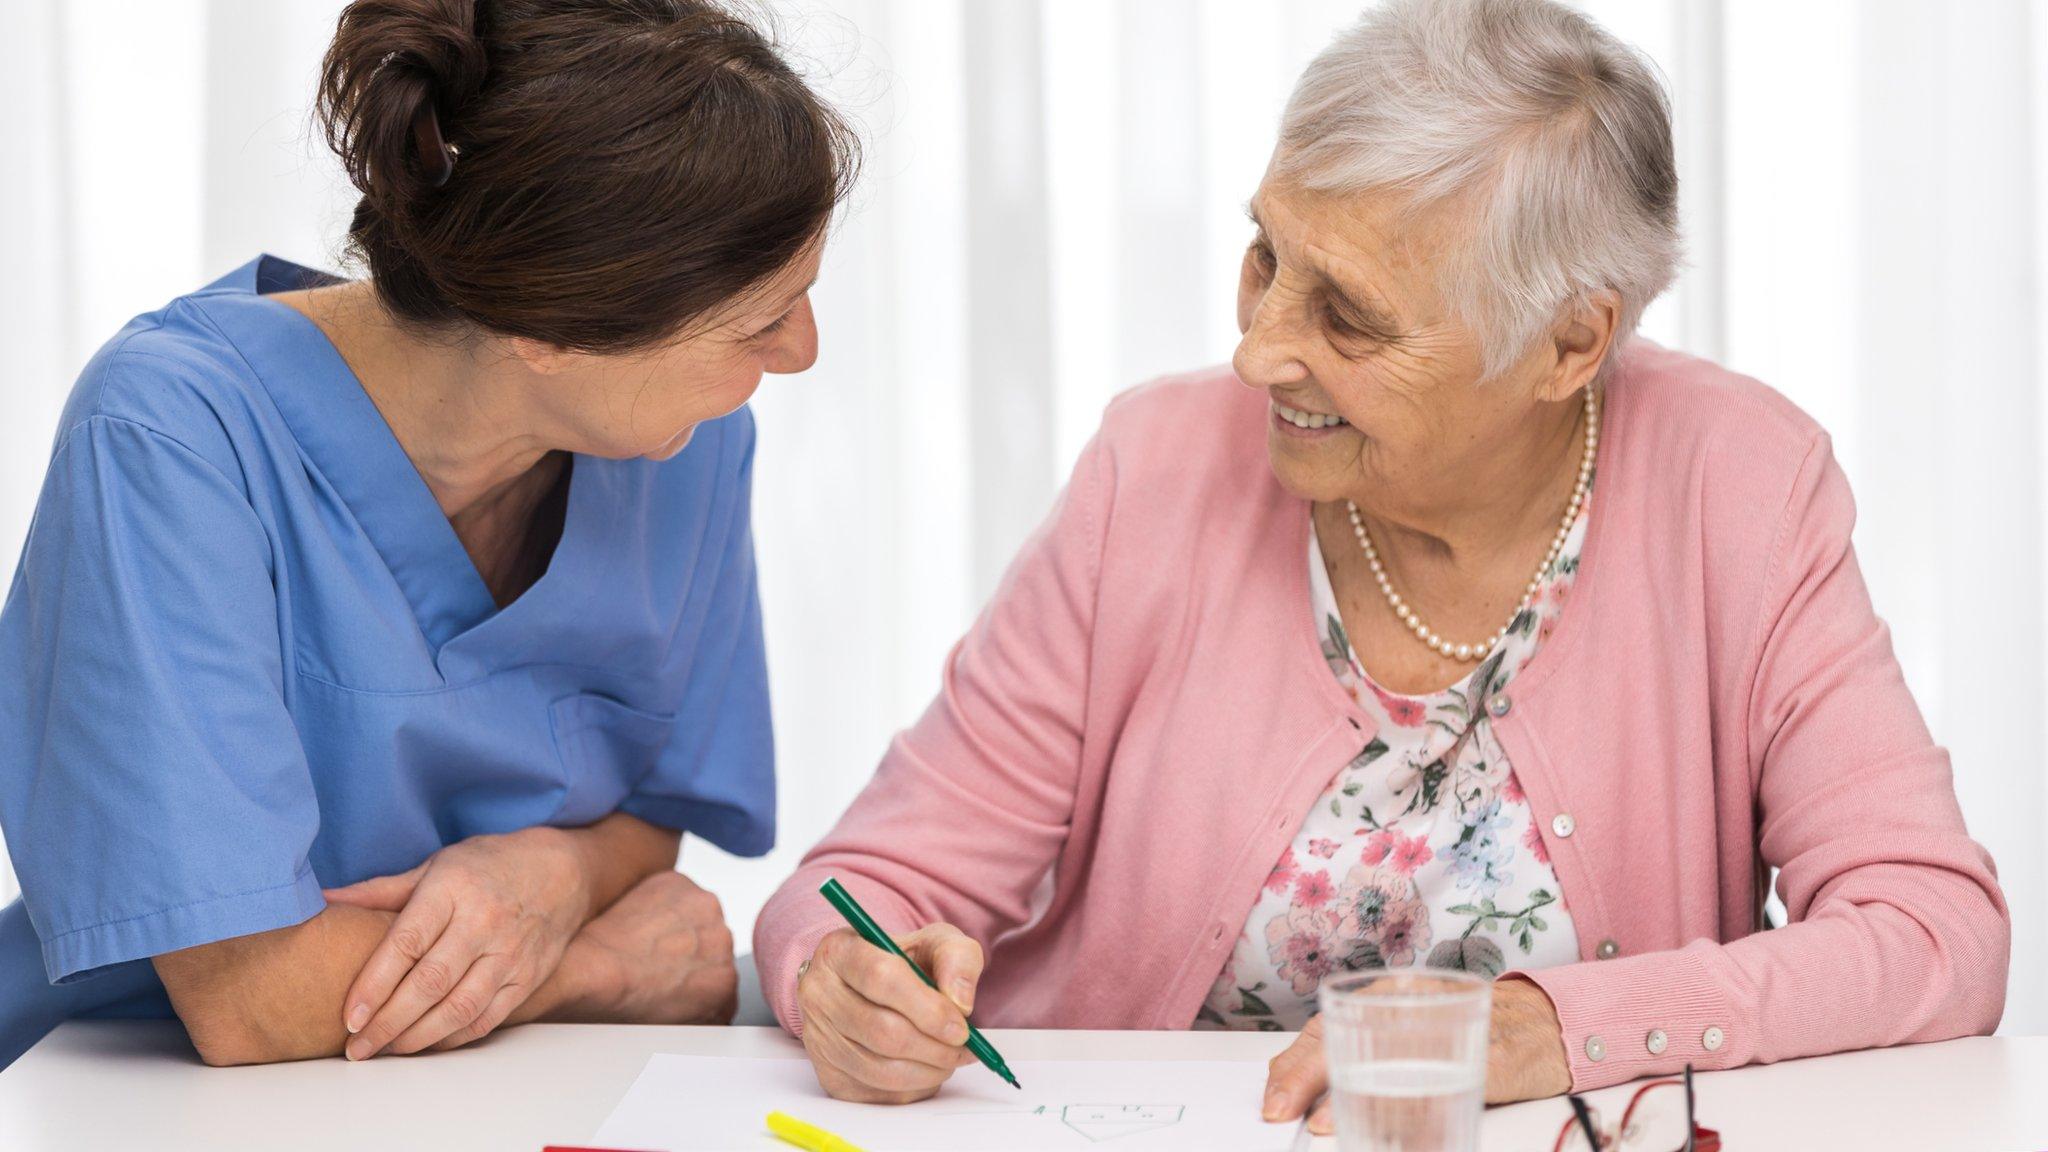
[1454,643,1472,660]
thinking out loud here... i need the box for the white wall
[0,0,2041,1034]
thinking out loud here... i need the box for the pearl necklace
[1344,387,1597,664]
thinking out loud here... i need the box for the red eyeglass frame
[1549,1067,1722,1152]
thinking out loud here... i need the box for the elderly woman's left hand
[1262,978,1572,1135]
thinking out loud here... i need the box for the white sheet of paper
[592,1054,1303,1152]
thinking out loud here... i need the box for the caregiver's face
[523,236,825,462]
[1233,180,1524,507]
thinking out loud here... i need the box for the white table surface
[0,1022,2041,1151]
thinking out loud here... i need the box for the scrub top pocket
[549,693,679,826]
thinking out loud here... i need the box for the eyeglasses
[1550,1065,1722,1152]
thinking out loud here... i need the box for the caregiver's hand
[326,826,590,1060]
[798,923,984,1104]
[550,870,739,1027]
[1262,978,1572,1135]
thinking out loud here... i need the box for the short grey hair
[1275,0,1681,381]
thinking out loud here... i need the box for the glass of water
[1316,970,1492,1152]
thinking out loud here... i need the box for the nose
[763,296,819,375]
[1232,294,1309,392]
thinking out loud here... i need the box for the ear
[1539,290,1621,402]
[506,336,580,376]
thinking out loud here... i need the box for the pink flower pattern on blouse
[1198,485,1594,1032]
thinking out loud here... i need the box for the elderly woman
[753,0,2009,1130]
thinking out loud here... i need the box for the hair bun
[318,0,488,212]
[313,0,861,353]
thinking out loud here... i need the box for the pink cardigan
[755,342,2009,1091]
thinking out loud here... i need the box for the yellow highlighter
[765,1111,869,1152]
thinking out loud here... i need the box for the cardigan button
[1551,813,1576,838]
[1487,693,1512,718]
[1596,938,1619,960]
[1646,1029,1668,1055]
[1702,1026,1725,1052]
[1584,1035,1607,1062]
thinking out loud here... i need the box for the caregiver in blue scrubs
[0,0,858,1069]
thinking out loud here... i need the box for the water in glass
[1318,970,1492,1152]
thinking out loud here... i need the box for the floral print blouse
[1195,487,1593,1031]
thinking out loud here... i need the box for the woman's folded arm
[153,902,596,1066]
[156,813,688,1067]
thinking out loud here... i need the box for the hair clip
[411,99,458,189]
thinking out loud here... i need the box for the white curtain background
[0,0,2041,1036]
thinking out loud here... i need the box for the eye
[752,312,791,341]
[1321,302,1391,347]
[1245,241,1276,277]
[1322,305,1363,338]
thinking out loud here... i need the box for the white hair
[1275,0,1681,381]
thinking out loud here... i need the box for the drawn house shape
[1060,1104,1186,1142]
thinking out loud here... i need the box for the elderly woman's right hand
[798,923,984,1103]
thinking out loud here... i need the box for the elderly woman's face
[1233,181,1549,509]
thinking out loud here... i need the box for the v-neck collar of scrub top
[189,256,609,676]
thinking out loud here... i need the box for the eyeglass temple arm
[1567,1094,1601,1150]
[1683,1066,1697,1152]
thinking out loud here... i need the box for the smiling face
[1232,180,1580,518]
[514,237,826,461]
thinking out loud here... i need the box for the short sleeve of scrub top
[0,255,775,1064]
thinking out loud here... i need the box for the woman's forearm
[557,812,682,919]
[154,815,674,1067]
[155,903,397,1066]
[155,901,624,1066]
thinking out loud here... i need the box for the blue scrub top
[0,256,775,1066]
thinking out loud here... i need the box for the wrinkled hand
[798,924,984,1104]
[560,870,738,1025]
[1482,979,1573,1103]
[1262,978,1572,1135]
[326,827,589,1060]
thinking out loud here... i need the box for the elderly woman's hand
[797,924,984,1103]
[1263,978,1572,1135]
[324,826,591,1060]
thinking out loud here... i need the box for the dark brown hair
[316,0,859,352]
